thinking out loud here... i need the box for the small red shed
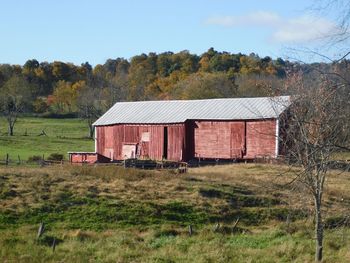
[70,96,290,163]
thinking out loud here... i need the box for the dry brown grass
[190,163,350,213]
[1,163,349,221]
[1,163,350,262]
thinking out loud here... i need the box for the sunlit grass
[0,164,350,261]
[0,117,94,160]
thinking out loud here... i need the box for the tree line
[0,48,347,137]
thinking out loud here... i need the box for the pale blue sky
[0,0,340,65]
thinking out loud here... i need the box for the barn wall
[69,153,98,163]
[96,124,185,161]
[193,121,246,159]
[245,119,277,158]
[194,121,231,159]
[96,119,278,162]
[148,126,164,160]
[191,119,277,160]
[167,125,186,161]
[230,122,246,158]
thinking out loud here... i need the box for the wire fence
[1,153,348,173]
[0,154,67,167]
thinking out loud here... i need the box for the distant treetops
[0,48,309,116]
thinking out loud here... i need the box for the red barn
[69,96,290,163]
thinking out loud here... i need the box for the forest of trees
[0,48,291,115]
[0,47,349,136]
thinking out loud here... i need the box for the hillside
[0,164,349,262]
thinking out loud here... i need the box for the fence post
[6,154,9,166]
[188,225,193,236]
[37,222,45,239]
[52,237,56,252]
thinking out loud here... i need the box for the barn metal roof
[93,96,290,126]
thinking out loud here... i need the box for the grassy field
[0,117,94,161]
[0,164,350,262]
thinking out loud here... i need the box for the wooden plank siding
[69,153,110,164]
[194,121,232,159]
[96,124,185,161]
[191,119,277,160]
[230,122,246,158]
[245,119,277,158]
[95,119,278,162]
[167,125,186,161]
[70,153,98,163]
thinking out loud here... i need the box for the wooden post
[188,225,193,236]
[286,213,290,233]
[213,222,220,232]
[232,217,240,233]
[6,154,9,166]
[52,237,56,252]
[37,222,45,239]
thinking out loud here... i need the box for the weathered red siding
[148,126,164,160]
[191,119,276,160]
[70,153,98,163]
[69,153,110,164]
[96,124,185,161]
[95,119,277,162]
[194,121,231,159]
[167,125,185,161]
[193,121,246,159]
[230,122,246,158]
[245,119,277,158]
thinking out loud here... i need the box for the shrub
[27,155,43,162]
[47,153,64,161]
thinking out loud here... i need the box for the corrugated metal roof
[93,96,290,126]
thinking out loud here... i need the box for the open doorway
[163,127,168,159]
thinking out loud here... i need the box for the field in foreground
[0,164,350,262]
[0,117,94,161]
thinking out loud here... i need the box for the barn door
[230,122,246,158]
[139,132,150,159]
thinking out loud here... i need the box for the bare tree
[312,0,350,43]
[0,75,31,136]
[76,84,102,138]
[278,69,350,262]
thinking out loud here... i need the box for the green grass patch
[0,117,93,160]
[0,197,210,230]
